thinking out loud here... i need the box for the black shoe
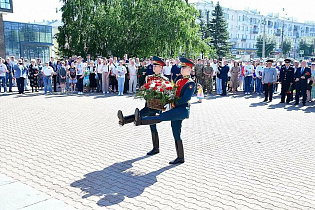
[280,101,285,103]
[302,103,306,106]
[169,157,185,164]
[169,141,184,164]
[147,132,159,155]
[263,99,268,102]
[294,102,299,105]
[117,110,125,126]
[118,110,135,126]
[268,100,272,102]
[147,148,159,155]
[286,101,290,104]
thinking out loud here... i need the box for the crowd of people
[0,54,314,106]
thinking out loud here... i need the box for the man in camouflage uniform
[194,59,204,86]
[203,60,214,94]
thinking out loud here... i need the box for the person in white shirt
[116,60,127,96]
[76,56,85,95]
[42,62,54,94]
[0,58,8,94]
[128,59,137,93]
[96,58,103,93]
[102,58,110,94]
[163,60,172,81]
[244,62,254,95]
[255,61,265,95]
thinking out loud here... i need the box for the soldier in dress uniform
[195,59,204,87]
[279,58,295,104]
[117,56,168,155]
[134,58,196,164]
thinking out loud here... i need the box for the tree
[56,0,201,59]
[256,34,277,58]
[282,37,292,57]
[208,2,231,58]
[299,37,315,56]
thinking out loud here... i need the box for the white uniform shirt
[128,64,137,76]
[0,64,6,76]
[244,65,254,77]
[256,65,264,78]
[96,63,103,74]
[102,64,109,73]
[42,66,53,76]
[212,63,218,76]
[110,63,116,75]
[163,65,172,75]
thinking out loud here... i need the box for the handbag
[95,73,99,80]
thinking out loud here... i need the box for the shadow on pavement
[70,156,178,207]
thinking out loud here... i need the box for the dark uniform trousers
[280,82,292,103]
[295,81,307,104]
[139,105,161,134]
[17,77,25,94]
[264,84,273,101]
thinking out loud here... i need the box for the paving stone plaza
[1,91,315,210]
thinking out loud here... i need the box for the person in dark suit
[295,60,311,106]
[219,60,229,96]
[279,58,294,104]
[145,59,154,76]
[171,59,181,82]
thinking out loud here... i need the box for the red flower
[144,84,150,89]
[166,86,173,91]
[159,88,164,92]
[153,87,157,91]
[165,81,170,84]
[305,71,311,76]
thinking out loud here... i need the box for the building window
[3,21,52,62]
[0,0,11,10]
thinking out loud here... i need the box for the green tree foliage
[256,34,277,58]
[299,37,315,56]
[282,37,292,57]
[56,0,202,58]
[197,10,217,58]
[208,2,231,58]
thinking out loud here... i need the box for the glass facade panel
[0,0,12,12]
[3,21,52,62]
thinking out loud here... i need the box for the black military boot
[134,108,161,126]
[117,110,135,126]
[147,132,159,155]
[169,140,185,164]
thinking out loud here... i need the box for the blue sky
[4,0,315,23]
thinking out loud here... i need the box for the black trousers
[280,82,291,103]
[295,82,307,104]
[264,84,273,101]
[77,75,83,92]
[221,78,227,95]
[53,75,57,92]
[110,75,118,91]
[17,77,25,94]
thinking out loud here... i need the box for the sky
[3,0,315,24]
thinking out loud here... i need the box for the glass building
[0,0,13,13]
[4,21,53,62]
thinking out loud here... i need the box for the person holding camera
[13,59,27,94]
